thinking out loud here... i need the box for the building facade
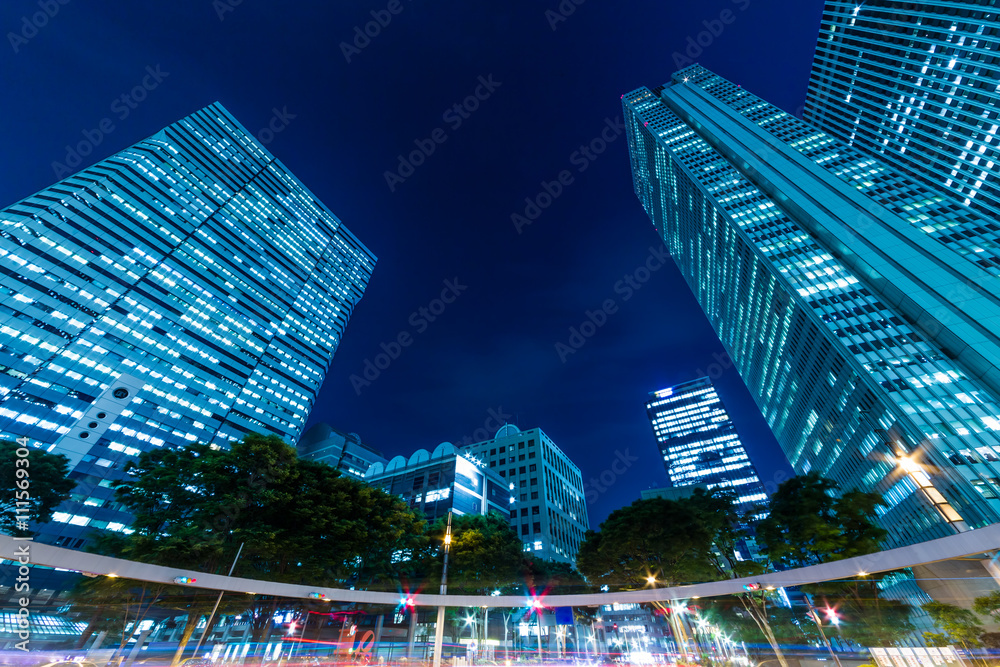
[0,103,375,547]
[463,425,588,564]
[645,377,768,515]
[297,422,387,480]
[803,1,1000,221]
[364,442,510,522]
[623,65,1000,547]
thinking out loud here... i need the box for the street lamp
[432,511,453,667]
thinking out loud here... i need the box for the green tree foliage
[921,601,984,650]
[522,557,590,595]
[817,584,914,648]
[66,575,169,651]
[973,591,1000,623]
[708,599,817,650]
[101,432,426,656]
[757,474,911,648]
[421,511,524,594]
[0,439,74,535]
[108,433,425,585]
[676,488,799,667]
[576,496,719,590]
[757,472,887,568]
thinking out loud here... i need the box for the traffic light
[172,576,197,584]
[742,583,761,591]
[613,623,618,632]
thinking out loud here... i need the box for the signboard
[555,606,575,626]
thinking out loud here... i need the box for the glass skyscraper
[0,102,375,547]
[645,377,767,515]
[624,64,1000,547]
[803,1,1000,220]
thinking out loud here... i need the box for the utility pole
[432,511,453,667]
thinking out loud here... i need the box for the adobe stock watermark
[349,278,468,395]
[455,407,515,446]
[340,0,415,63]
[11,435,33,651]
[555,245,670,363]
[212,0,243,21]
[672,0,751,70]
[694,350,736,382]
[50,65,170,179]
[7,0,70,54]
[255,107,296,145]
[511,116,624,234]
[584,449,639,504]
[544,0,585,31]
[384,75,502,192]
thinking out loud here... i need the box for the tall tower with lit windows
[624,64,1000,547]
[0,102,375,547]
[645,377,768,514]
[803,1,1000,223]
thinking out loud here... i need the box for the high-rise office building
[645,377,768,515]
[297,422,388,480]
[623,64,1000,547]
[0,102,375,547]
[463,425,589,564]
[803,1,1000,220]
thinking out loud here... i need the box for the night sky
[0,1,822,527]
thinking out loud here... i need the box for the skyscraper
[803,1,1000,220]
[463,425,589,564]
[0,103,375,547]
[623,64,1000,547]
[645,377,768,515]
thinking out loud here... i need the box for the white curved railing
[3,522,998,607]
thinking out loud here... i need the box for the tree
[800,568,914,648]
[66,575,169,651]
[0,439,75,535]
[681,488,796,667]
[758,475,911,649]
[421,511,524,594]
[523,557,590,595]
[921,601,984,652]
[973,591,1000,623]
[576,496,719,590]
[103,432,426,660]
[757,472,887,568]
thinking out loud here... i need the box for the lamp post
[432,511,453,667]
[528,598,544,661]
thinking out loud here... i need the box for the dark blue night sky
[0,1,822,526]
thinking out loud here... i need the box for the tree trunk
[75,605,105,649]
[170,613,201,667]
[740,596,790,667]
